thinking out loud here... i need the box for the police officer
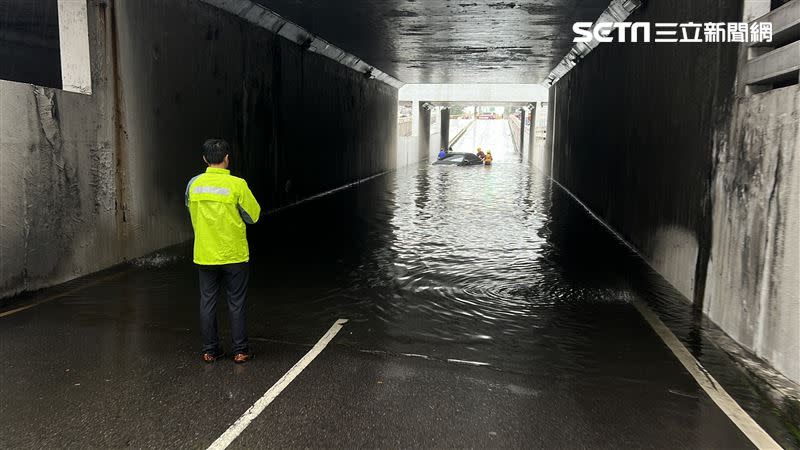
[185,139,261,363]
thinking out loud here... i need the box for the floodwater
[245,120,794,445]
[1,120,797,447]
[241,120,794,444]
[248,120,559,364]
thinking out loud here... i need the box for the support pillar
[411,100,421,136]
[440,108,450,150]
[527,103,537,157]
[544,87,557,176]
[418,102,431,161]
[518,108,526,153]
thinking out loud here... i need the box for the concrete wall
[525,105,546,168]
[704,85,800,383]
[397,135,416,168]
[397,101,431,169]
[0,0,398,300]
[543,0,800,382]
[0,5,119,301]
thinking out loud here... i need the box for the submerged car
[433,152,485,166]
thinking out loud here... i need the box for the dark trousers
[198,263,249,355]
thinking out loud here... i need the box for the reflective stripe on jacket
[186,167,261,265]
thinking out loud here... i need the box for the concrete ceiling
[254,0,610,84]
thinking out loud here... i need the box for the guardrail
[449,119,477,146]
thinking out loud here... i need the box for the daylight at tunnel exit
[1,0,799,448]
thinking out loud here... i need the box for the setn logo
[573,21,773,43]
[573,22,651,43]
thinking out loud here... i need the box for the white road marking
[401,353,431,360]
[546,176,782,449]
[446,359,490,367]
[634,300,781,449]
[206,318,349,450]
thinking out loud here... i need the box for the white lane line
[633,300,781,450]
[401,353,431,360]
[206,318,349,450]
[546,174,782,448]
[446,358,491,367]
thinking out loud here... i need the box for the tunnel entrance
[396,84,550,168]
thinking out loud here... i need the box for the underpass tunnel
[1,0,799,447]
[397,84,551,165]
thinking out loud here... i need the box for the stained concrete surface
[704,84,800,384]
[1,123,796,448]
[0,0,397,300]
[252,0,610,84]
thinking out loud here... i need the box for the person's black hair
[203,139,229,164]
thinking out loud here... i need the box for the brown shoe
[233,352,253,364]
[202,352,222,363]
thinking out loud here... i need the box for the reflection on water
[239,120,729,373]
[246,122,658,371]
[3,124,795,446]
[242,121,794,445]
[246,121,646,370]
[385,162,617,353]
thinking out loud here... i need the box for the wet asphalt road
[0,121,796,448]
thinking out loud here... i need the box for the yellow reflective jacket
[185,167,261,265]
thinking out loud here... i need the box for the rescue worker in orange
[484,150,493,165]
